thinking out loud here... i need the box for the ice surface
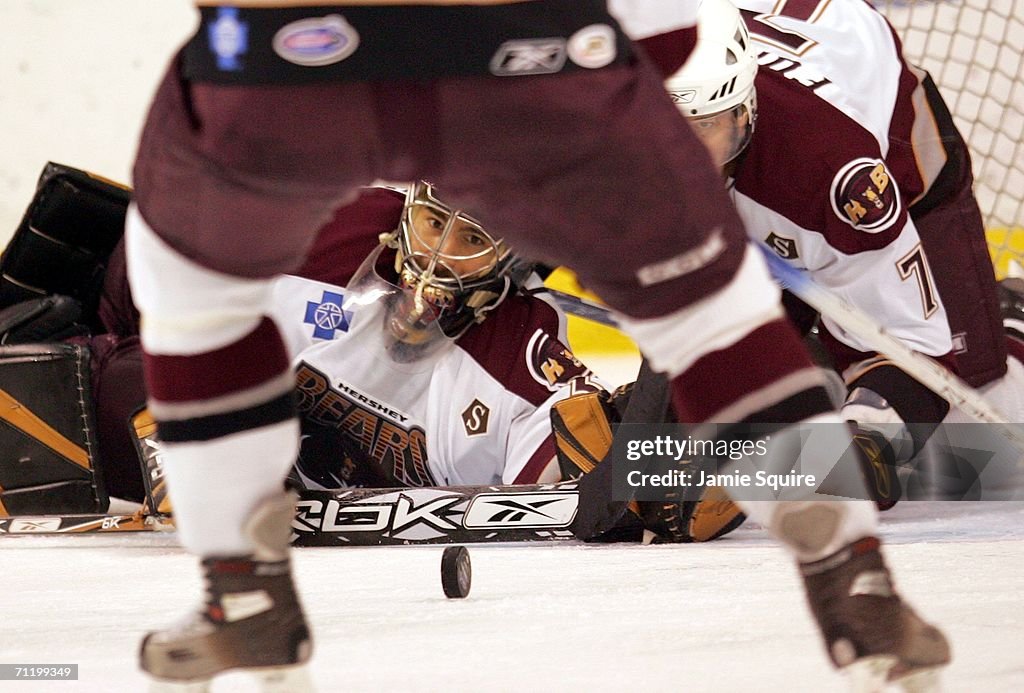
[2,501,1023,692]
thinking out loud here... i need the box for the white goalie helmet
[665,0,758,167]
[380,181,532,341]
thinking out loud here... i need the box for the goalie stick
[292,482,580,546]
[757,244,1024,453]
[0,482,582,545]
[0,511,171,535]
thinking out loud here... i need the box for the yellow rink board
[987,227,1024,279]
[543,266,639,358]
[549,226,1024,360]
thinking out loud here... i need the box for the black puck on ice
[441,545,472,599]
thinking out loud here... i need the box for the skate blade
[251,663,316,693]
[844,655,898,693]
[148,678,209,693]
[892,665,943,693]
[147,664,313,693]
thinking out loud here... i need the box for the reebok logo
[490,39,567,76]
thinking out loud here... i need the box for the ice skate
[801,537,950,693]
[140,493,313,692]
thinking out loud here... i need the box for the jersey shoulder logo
[567,24,617,69]
[208,7,248,72]
[829,158,902,233]
[490,39,567,76]
[272,14,360,67]
[525,330,588,392]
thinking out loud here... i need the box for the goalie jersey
[269,189,601,490]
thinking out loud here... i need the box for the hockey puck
[441,545,472,598]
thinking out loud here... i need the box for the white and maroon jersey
[731,0,954,365]
[268,264,601,491]
[274,186,604,490]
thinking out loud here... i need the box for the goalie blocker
[0,343,108,515]
[0,162,131,333]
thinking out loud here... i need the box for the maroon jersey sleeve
[635,25,697,78]
[296,187,405,286]
[456,293,593,406]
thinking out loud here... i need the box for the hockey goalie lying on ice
[0,162,743,544]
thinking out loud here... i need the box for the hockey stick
[0,511,171,535]
[0,482,583,544]
[530,287,619,328]
[756,244,1024,451]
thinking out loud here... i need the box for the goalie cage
[874,0,1024,277]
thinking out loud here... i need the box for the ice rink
[1,498,1023,692]
[2,2,1023,691]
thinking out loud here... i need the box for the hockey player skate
[801,537,950,693]
[140,492,313,692]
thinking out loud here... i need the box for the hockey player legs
[125,2,948,689]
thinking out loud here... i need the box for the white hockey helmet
[665,0,758,166]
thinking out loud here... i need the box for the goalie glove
[998,277,1024,340]
[551,384,745,542]
[0,162,131,332]
[0,295,87,344]
[637,476,747,544]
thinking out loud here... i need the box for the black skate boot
[800,537,950,693]
[140,492,313,692]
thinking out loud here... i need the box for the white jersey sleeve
[607,0,699,40]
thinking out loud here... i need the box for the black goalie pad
[0,295,88,344]
[0,162,131,332]
[0,343,108,514]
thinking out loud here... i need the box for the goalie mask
[665,0,758,169]
[383,181,531,341]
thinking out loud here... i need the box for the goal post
[874,0,1024,277]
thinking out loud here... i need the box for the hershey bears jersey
[271,186,603,490]
[731,0,954,363]
[269,270,600,490]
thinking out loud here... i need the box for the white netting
[873,0,1024,273]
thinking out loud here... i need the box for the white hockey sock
[160,419,300,557]
[729,413,880,562]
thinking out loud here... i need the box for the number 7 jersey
[731,0,956,370]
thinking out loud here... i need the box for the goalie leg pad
[0,343,108,514]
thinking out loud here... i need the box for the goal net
[874,0,1024,277]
